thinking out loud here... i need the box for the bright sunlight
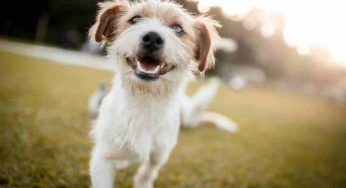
[191,0,346,64]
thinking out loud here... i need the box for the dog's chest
[99,89,180,160]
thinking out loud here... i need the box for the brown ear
[89,0,128,43]
[194,16,221,73]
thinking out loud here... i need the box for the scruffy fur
[88,1,234,187]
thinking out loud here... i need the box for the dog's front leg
[90,149,116,188]
[134,149,171,188]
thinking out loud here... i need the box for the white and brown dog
[89,0,237,187]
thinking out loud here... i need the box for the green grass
[0,50,346,188]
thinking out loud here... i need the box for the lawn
[0,50,346,188]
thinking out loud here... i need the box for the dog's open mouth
[126,56,175,81]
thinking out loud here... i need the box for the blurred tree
[0,0,49,40]
[0,0,97,48]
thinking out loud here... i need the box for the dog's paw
[133,180,153,188]
[201,111,239,133]
[133,174,154,188]
[216,118,239,133]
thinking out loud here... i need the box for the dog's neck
[112,74,183,102]
[115,74,185,99]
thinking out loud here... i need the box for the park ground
[0,50,346,187]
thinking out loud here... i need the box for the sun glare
[191,0,346,64]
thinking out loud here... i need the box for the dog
[88,1,237,187]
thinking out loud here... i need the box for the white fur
[90,18,192,188]
[90,73,182,188]
[89,1,237,188]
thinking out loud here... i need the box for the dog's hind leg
[198,111,238,132]
[134,149,171,188]
[180,78,219,127]
[180,78,238,133]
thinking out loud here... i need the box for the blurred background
[1,0,346,102]
[0,0,346,187]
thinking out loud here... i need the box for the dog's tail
[180,78,238,133]
[88,82,111,120]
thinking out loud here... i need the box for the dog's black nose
[141,31,164,52]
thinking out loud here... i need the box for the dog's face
[90,0,220,93]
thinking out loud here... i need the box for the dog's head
[90,0,220,93]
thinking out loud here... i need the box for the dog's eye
[171,24,184,35]
[129,15,142,24]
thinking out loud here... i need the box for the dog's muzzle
[126,56,175,81]
[126,31,175,81]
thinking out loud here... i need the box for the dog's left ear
[194,16,221,74]
[89,0,129,43]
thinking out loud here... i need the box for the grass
[0,50,346,188]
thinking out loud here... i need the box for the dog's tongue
[139,57,160,70]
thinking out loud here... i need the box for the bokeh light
[191,0,346,64]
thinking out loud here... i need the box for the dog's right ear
[89,0,129,43]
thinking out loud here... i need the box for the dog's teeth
[137,62,160,74]
[153,66,160,73]
[145,65,160,74]
[137,61,145,72]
